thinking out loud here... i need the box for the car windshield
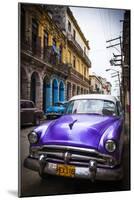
[54,102,63,106]
[21,101,34,108]
[65,99,117,116]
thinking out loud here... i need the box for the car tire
[46,115,51,120]
[39,171,50,179]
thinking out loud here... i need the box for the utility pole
[106,36,123,103]
[106,69,121,101]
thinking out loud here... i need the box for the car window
[66,99,118,116]
[21,101,34,108]
[116,101,123,115]
[21,101,26,108]
[54,102,63,106]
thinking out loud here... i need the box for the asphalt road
[19,120,130,197]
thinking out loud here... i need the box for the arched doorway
[43,78,46,113]
[52,79,58,105]
[30,72,40,104]
[77,86,80,95]
[59,81,64,102]
[81,88,83,94]
[67,82,71,100]
[43,76,50,113]
[21,67,28,99]
[72,84,76,96]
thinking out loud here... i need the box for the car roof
[69,94,118,104]
[21,99,34,103]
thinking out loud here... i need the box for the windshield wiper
[87,112,103,116]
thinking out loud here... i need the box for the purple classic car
[24,94,124,181]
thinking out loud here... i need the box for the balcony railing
[83,76,90,84]
[67,33,91,68]
[43,46,72,76]
[21,41,71,77]
[70,67,89,84]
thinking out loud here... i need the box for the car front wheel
[39,171,50,179]
[46,115,51,120]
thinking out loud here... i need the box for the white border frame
[0,0,133,199]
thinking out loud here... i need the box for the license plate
[56,164,75,177]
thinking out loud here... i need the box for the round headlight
[28,131,38,144]
[105,140,116,153]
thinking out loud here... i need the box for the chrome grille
[30,145,115,168]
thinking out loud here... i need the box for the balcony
[71,67,83,80]
[70,67,89,85]
[21,41,71,77]
[43,46,72,77]
[83,76,90,84]
[67,33,91,68]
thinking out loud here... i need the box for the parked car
[24,94,124,181]
[46,101,68,119]
[21,100,44,126]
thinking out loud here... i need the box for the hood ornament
[69,119,77,130]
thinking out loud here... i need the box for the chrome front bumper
[24,156,123,181]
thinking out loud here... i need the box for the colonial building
[20,4,91,113]
[89,74,112,94]
[89,74,103,94]
[21,4,68,112]
[44,6,91,99]
[98,76,112,94]
[106,81,112,95]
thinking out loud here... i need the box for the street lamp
[106,68,122,102]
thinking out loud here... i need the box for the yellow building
[44,6,91,99]
[21,4,71,112]
[20,4,91,113]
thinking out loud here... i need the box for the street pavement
[19,119,130,197]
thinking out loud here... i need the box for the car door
[21,101,26,125]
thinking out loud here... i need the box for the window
[68,50,71,63]
[66,99,117,116]
[84,46,86,54]
[68,21,71,32]
[59,45,62,63]
[32,19,38,52]
[84,66,86,76]
[116,101,123,116]
[73,29,76,40]
[77,60,80,71]
[73,56,76,68]
[81,64,83,74]
[21,101,34,108]
[44,31,48,48]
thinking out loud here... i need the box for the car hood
[37,114,120,150]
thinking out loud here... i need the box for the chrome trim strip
[36,151,106,163]
[71,154,106,163]
[31,144,112,159]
